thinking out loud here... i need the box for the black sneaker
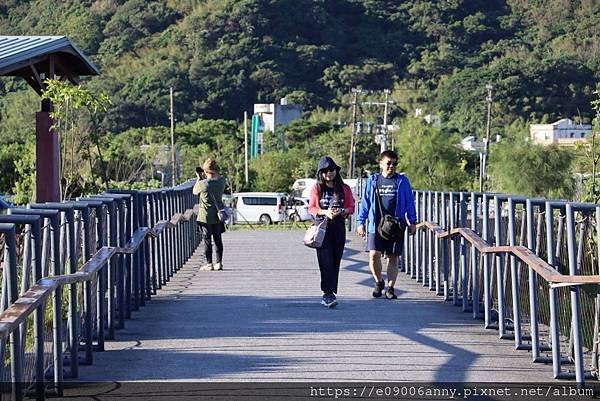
[321,293,338,308]
[372,280,385,298]
[385,287,398,300]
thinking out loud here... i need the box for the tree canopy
[0,0,597,200]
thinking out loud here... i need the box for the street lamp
[156,170,165,187]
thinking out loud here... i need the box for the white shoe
[199,263,214,271]
[214,262,223,271]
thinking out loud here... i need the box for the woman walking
[193,158,227,271]
[308,156,355,308]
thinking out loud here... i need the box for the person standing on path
[308,156,355,308]
[356,150,417,300]
[193,158,227,271]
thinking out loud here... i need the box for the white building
[461,136,485,152]
[252,98,303,155]
[530,118,592,146]
[253,98,303,134]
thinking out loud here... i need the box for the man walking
[357,150,417,299]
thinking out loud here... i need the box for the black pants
[198,222,224,264]
[316,219,346,294]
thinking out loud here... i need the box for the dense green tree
[489,138,574,199]
[98,0,179,64]
[0,0,598,199]
[393,118,476,191]
[251,149,306,193]
[0,89,37,144]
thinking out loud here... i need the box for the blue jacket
[357,173,417,234]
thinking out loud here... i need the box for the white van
[232,192,287,225]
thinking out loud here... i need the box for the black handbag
[375,175,405,242]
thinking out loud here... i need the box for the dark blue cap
[317,156,341,173]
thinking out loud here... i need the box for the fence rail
[0,182,198,401]
[407,191,600,384]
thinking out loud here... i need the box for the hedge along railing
[406,191,600,383]
[0,181,199,401]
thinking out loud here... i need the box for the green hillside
[0,0,598,200]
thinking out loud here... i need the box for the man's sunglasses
[321,168,336,173]
[385,160,398,166]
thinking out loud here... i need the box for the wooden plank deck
[70,230,553,383]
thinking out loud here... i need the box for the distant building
[254,98,303,133]
[251,98,303,157]
[461,136,485,152]
[530,118,592,146]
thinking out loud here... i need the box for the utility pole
[348,89,359,179]
[170,87,176,187]
[382,89,390,153]
[479,84,493,192]
[244,111,249,184]
[363,89,394,153]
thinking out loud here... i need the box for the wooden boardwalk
[70,230,552,383]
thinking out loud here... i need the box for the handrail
[416,222,600,288]
[0,206,196,341]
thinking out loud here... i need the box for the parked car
[232,192,287,225]
[287,197,313,222]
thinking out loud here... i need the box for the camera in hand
[196,166,204,174]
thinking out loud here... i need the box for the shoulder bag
[375,175,405,242]
[303,217,328,248]
[208,190,232,223]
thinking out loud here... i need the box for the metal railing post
[546,201,562,377]
[426,191,433,289]
[449,192,459,306]
[459,192,469,312]
[413,191,420,280]
[565,204,585,383]
[482,194,493,328]
[440,192,449,299]
[138,192,150,300]
[526,200,542,360]
[148,191,159,293]
[471,193,481,319]
[159,190,169,282]
[1,223,23,401]
[508,197,523,346]
[494,196,507,337]
[167,190,175,277]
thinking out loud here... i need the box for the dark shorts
[366,232,404,256]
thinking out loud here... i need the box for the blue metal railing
[0,181,198,400]
[408,190,600,383]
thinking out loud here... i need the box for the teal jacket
[357,173,417,234]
